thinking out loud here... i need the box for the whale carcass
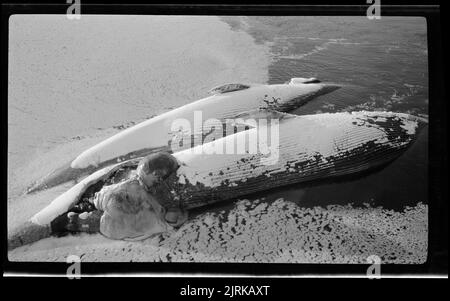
[8,110,427,248]
[26,78,341,194]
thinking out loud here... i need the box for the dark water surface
[220,16,428,211]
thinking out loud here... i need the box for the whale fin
[208,83,250,95]
[233,108,297,125]
[287,77,321,85]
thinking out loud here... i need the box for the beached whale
[26,78,340,194]
[8,110,426,249]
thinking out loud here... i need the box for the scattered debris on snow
[9,198,427,263]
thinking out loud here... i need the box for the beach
[8,16,428,263]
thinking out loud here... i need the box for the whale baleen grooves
[26,79,341,194]
[8,110,426,249]
[162,110,427,208]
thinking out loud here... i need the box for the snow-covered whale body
[26,78,341,194]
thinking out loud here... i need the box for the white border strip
[3,273,448,278]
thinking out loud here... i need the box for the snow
[9,199,427,263]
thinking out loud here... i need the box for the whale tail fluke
[25,162,91,195]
